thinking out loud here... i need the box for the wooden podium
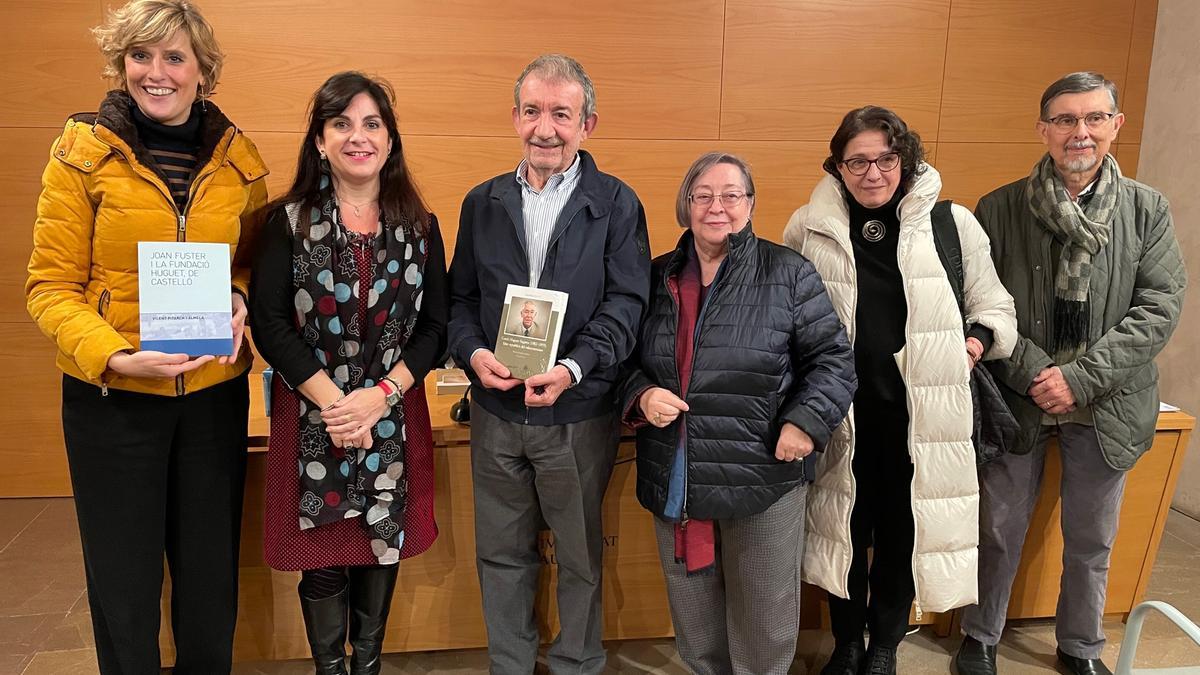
[158,374,1193,662]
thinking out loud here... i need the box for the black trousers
[828,427,916,648]
[62,373,249,675]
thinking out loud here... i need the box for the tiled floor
[2,498,1199,674]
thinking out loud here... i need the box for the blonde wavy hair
[92,0,224,98]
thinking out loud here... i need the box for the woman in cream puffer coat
[784,106,1016,675]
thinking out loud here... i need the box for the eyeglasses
[839,152,901,176]
[688,191,752,208]
[1042,111,1118,132]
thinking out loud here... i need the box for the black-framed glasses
[1043,111,1118,132]
[689,191,752,208]
[839,152,901,176]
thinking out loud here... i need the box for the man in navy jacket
[447,54,650,674]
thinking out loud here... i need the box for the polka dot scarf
[286,173,428,564]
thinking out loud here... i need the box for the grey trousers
[962,423,1127,659]
[652,484,807,675]
[470,403,619,675]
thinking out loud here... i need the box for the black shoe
[299,587,349,675]
[954,635,997,675]
[347,564,400,675]
[862,644,897,675]
[819,640,865,675]
[1056,648,1113,675]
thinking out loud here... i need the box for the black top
[130,101,202,210]
[249,207,449,390]
[848,191,910,443]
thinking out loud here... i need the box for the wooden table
[158,374,1193,662]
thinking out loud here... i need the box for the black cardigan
[249,207,449,389]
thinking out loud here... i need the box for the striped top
[515,153,582,287]
[130,102,202,210]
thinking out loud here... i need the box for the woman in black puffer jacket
[620,152,856,675]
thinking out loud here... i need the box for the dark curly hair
[821,106,926,189]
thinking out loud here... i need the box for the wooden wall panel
[202,0,725,139]
[940,0,1136,143]
[0,324,70,497]
[0,1,105,127]
[721,0,950,141]
[2,2,1163,504]
[0,128,62,324]
[1119,0,1160,145]
[1115,143,1141,178]
[933,142,1047,210]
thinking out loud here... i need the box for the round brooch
[862,220,886,242]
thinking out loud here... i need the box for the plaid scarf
[1025,153,1119,354]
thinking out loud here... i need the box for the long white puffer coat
[784,165,1016,614]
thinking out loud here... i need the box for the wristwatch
[378,377,402,408]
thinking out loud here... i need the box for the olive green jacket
[976,166,1186,470]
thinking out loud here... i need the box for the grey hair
[675,152,756,229]
[513,54,597,119]
[1040,71,1119,119]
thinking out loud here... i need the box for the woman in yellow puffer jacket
[24,1,266,672]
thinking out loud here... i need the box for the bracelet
[382,376,403,396]
[320,394,344,413]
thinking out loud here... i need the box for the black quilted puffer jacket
[620,225,856,520]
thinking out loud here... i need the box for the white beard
[1065,154,1098,173]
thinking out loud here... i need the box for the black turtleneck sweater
[130,101,203,210]
[848,190,910,443]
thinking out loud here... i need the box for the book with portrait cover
[493,284,568,380]
[137,241,233,356]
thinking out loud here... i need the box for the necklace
[337,195,377,218]
[862,219,886,242]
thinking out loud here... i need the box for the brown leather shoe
[1056,648,1113,675]
[954,635,996,675]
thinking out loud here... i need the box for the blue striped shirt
[514,154,584,385]
[515,154,582,287]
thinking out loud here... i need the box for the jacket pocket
[97,289,111,319]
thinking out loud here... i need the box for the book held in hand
[493,284,568,380]
[138,241,234,356]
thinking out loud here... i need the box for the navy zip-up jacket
[448,150,652,425]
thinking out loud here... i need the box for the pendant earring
[319,150,327,161]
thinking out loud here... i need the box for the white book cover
[493,284,568,380]
[138,242,233,356]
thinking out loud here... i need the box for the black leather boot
[954,635,997,675]
[299,586,349,675]
[819,639,865,675]
[347,564,400,675]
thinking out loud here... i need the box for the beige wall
[1,0,1161,495]
[1139,0,1200,518]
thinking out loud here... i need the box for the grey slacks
[962,422,1127,659]
[470,402,619,675]
[652,484,807,675]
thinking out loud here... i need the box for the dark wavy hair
[821,106,926,189]
[273,71,429,236]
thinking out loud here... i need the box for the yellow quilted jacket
[26,91,269,396]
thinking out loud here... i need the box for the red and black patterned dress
[262,232,438,570]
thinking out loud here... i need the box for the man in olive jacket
[955,72,1186,675]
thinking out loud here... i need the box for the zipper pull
[177,214,186,239]
[681,511,689,530]
[100,382,109,397]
